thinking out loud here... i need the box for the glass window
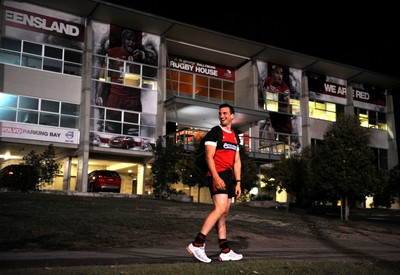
[17,110,38,124]
[223,91,234,102]
[210,78,221,88]
[61,102,79,116]
[142,65,157,78]
[123,124,139,136]
[43,58,62,73]
[168,70,179,81]
[21,54,42,69]
[196,86,208,97]
[180,73,193,83]
[142,78,157,90]
[0,49,20,65]
[41,100,60,113]
[126,62,141,74]
[179,83,192,95]
[326,102,336,112]
[166,69,235,103]
[196,76,208,86]
[105,121,122,134]
[23,41,42,55]
[60,115,78,128]
[64,63,82,76]
[0,93,17,107]
[223,81,234,91]
[39,112,59,126]
[19,97,39,110]
[44,46,62,59]
[123,111,139,123]
[378,112,386,123]
[0,107,16,121]
[64,50,82,63]
[1,37,21,51]
[210,88,221,99]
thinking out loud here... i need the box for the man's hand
[213,176,226,190]
[95,96,103,106]
[133,49,145,61]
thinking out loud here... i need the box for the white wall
[2,65,81,104]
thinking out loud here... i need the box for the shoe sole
[186,246,211,263]
[218,257,243,261]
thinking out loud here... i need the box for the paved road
[1,228,399,268]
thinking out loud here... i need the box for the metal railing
[166,129,289,161]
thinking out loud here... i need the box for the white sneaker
[219,250,243,261]
[186,243,211,263]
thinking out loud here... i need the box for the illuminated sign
[0,122,79,144]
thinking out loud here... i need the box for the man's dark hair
[219,103,235,114]
[121,29,135,42]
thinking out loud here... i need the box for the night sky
[110,1,400,160]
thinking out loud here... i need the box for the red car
[87,170,121,193]
[109,136,135,149]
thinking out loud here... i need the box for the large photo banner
[91,22,161,151]
[257,61,302,154]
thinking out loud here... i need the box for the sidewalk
[1,230,399,268]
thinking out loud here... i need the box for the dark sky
[111,1,400,79]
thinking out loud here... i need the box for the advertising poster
[2,0,85,50]
[307,72,347,105]
[352,83,386,112]
[257,61,302,154]
[91,21,161,151]
[0,121,79,144]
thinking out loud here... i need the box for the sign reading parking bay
[0,121,79,144]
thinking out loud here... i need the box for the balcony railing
[166,129,288,161]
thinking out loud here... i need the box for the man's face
[272,68,283,85]
[124,36,135,52]
[219,107,234,126]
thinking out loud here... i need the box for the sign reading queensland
[2,0,85,50]
[169,55,235,81]
[0,121,79,144]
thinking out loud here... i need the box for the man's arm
[233,150,242,198]
[205,144,226,190]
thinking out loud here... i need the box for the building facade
[0,0,398,203]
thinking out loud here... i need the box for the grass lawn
[0,191,399,274]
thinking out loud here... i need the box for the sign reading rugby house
[169,55,235,81]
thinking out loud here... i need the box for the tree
[238,145,260,201]
[316,114,384,220]
[265,153,305,211]
[177,140,208,203]
[375,164,400,208]
[23,144,60,190]
[388,164,400,199]
[151,136,183,198]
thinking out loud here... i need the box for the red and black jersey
[204,126,239,174]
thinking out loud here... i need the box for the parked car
[0,164,37,191]
[109,136,135,149]
[87,170,121,193]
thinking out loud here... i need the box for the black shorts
[208,169,235,198]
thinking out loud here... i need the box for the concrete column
[76,20,93,192]
[345,85,355,116]
[386,92,398,168]
[300,72,310,147]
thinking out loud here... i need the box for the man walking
[186,103,243,263]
